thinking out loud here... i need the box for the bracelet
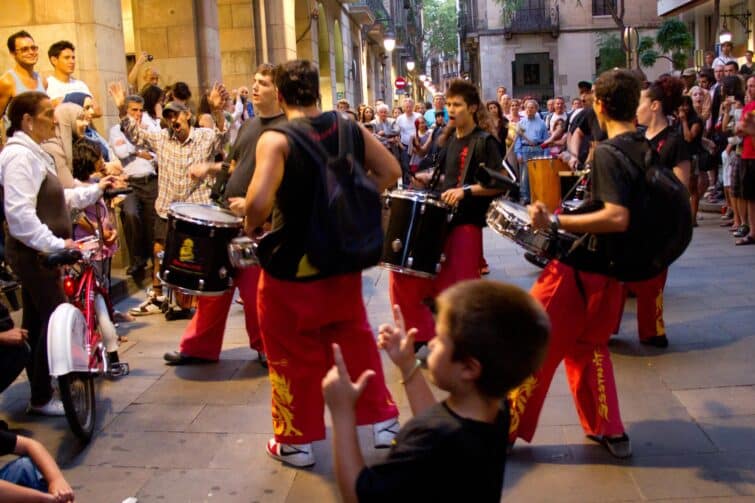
[400,359,423,385]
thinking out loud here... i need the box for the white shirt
[0,132,102,252]
[108,124,156,179]
[548,112,568,132]
[45,75,93,101]
[712,55,736,68]
[396,112,423,145]
[140,113,162,133]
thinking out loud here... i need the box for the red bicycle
[44,188,131,442]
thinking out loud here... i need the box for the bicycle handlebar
[40,248,83,268]
[103,187,134,200]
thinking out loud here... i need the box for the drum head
[169,203,242,227]
[495,200,530,223]
[388,189,449,209]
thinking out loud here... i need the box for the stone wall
[219,0,256,90]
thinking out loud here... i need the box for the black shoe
[163,351,217,366]
[257,350,268,369]
[126,259,148,276]
[640,335,669,348]
[587,433,632,458]
[165,307,193,321]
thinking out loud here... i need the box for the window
[593,0,616,16]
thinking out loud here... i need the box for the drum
[527,157,568,212]
[486,198,578,259]
[160,203,242,295]
[227,236,259,269]
[380,189,452,278]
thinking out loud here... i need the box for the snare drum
[160,203,242,295]
[486,198,578,259]
[380,189,452,278]
[227,236,259,269]
[527,157,568,213]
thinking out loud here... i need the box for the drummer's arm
[244,131,287,232]
[530,201,629,234]
[360,123,401,192]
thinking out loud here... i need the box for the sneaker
[373,417,400,448]
[587,433,632,459]
[27,398,66,417]
[129,291,167,316]
[265,438,315,467]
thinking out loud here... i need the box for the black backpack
[267,113,383,277]
[563,139,693,281]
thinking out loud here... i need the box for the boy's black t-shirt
[0,430,17,456]
[356,401,510,503]
[441,127,503,227]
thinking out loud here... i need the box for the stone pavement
[1,216,754,502]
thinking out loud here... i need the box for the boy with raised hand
[323,280,550,503]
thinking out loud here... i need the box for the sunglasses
[16,45,39,54]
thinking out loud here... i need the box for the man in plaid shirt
[109,81,230,319]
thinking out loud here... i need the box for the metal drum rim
[386,189,450,210]
[157,273,231,297]
[168,203,243,228]
[379,261,437,279]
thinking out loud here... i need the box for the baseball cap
[162,101,189,116]
[682,67,697,77]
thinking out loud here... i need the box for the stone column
[131,0,220,104]
[219,0,256,90]
[264,0,296,63]
[0,0,128,131]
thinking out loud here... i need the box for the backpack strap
[459,129,490,186]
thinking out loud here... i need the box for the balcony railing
[504,5,560,38]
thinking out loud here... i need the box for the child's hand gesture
[322,344,375,416]
[378,305,418,375]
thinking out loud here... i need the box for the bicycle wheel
[58,372,96,442]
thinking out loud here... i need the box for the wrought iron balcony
[348,1,377,25]
[503,5,560,38]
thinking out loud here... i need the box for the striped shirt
[121,117,227,218]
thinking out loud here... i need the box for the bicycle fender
[47,303,90,376]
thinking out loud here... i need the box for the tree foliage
[596,20,693,72]
[423,0,458,58]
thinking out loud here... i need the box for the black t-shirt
[356,401,510,503]
[648,126,691,170]
[0,302,12,332]
[224,113,286,198]
[441,127,502,227]
[261,112,366,280]
[572,108,608,163]
[0,430,17,456]
[675,117,704,156]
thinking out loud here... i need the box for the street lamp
[383,29,396,53]
[406,60,415,72]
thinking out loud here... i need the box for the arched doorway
[317,3,333,110]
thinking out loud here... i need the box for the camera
[146,54,154,62]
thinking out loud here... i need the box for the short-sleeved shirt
[356,401,510,502]
[45,76,92,102]
[741,101,755,159]
[0,430,17,456]
[441,127,503,227]
[675,116,704,156]
[648,127,691,170]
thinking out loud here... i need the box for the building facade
[460,0,671,104]
[0,0,400,129]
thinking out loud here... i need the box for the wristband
[400,359,423,385]
[463,185,473,198]
[549,213,560,233]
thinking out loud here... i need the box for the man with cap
[682,68,697,95]
[108,81,230,319]
[713,41,736,67]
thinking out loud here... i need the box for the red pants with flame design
[179,265,263,359]
[509,260,626,442]
[620,268,668,340]
[258,271,398,444]
[388,224,482,343]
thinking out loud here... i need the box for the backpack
[563,139,693,281]
[265,113,383,277]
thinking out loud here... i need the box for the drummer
[163,64,285,366]
[514,99,548,204]
[389,79,504,350]
[107,80,230,320]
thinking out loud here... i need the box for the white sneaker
[373,417,400,448]
[265,438,315,467]
[27,398,66,417]
[129,291,166,316]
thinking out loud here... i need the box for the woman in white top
[0,92,115,416]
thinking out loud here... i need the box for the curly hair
[593,69,641,122]
[646,74,685,116]
[275,60,320,107]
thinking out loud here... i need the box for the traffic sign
[395,77,407,89]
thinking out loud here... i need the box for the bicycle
[44,188,132,442]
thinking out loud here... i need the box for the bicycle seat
[41,249,82,268]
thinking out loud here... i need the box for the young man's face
[433,95,444,110]
[251,73,276,110]
[572,98,582,110]
[725,64,738,77]
[446,94,476,130]
[699,76,711,90]
[11,36,39,67]
[722,43,732,56]
[705,52,715,66]
[51,48,76,76]
[554,98,565,114]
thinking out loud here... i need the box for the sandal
[735,235,755,246]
